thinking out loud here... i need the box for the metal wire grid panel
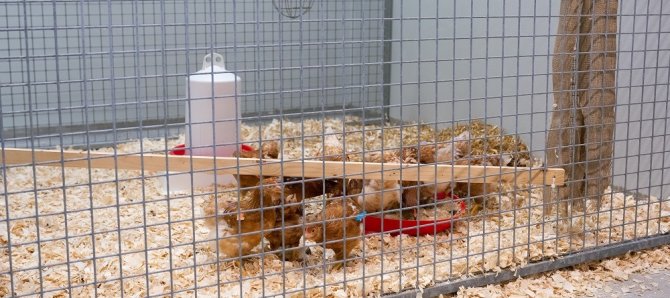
[0,0,669,297]
[1,0,385,148]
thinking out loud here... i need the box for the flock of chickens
[204,130,513,271]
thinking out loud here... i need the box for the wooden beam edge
[1,148,565,186]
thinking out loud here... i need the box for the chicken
[345,179,364,198]
[396,143,446,209]
[218,176,306,262]
[399,131,471,207]
[318,127,348,161]
[260,141,280,159]
[282,177,345,202]
[354,149,404,213]
[259,177,306,261]
[279,128,351,200]
[432,131,471,194]
[452,153,512,215]
[353,131,473,214]
[356,179,403,213]
[435,131,471,162]
[401,180,437,210]
[408,130,510,215]
[204,178,279,261]
[266,212,304,262]
[232,141,280,188]
[304,198,362,271]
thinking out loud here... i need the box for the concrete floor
[593,269,670,298]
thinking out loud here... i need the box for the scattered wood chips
[1,116,669,297]
[456,245,670,298]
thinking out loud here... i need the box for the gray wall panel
[1,0,386,145]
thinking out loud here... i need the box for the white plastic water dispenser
[161,53,242,194]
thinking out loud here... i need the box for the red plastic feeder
[169,144,187,156]
[170,143,255,156]
[362,193,465,237]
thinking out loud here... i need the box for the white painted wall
[614,1,670,199]
[389,0,559,154]
[390,0,670,199]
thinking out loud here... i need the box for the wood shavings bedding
[1,116,669,297]
[455,245,670,298]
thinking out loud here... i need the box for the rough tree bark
[545,0,618,218]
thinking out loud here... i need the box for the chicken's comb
[240,144,254,152]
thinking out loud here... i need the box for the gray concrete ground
[593,269,670,298]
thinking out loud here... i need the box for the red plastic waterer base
[169,143,254,156]
[362,193,465,237]
[169,144,187,155]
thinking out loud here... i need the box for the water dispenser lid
[189,53,240,83]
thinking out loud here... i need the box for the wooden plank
[1,148,565,186]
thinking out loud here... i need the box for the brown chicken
[232,141,280,188]
[451,153,512,215]
[412,130,510,215]
[263,177,306,261]
[353,132,472,215]
[400,131,472,208]
[267,212,304,262]
[282,177,343,202]
[356,178,403,213]
[277,129,352,200]
[204,178,279,261]
[357,139,455,213]
[401,180,437,211]
[304,198,362,271]
[355,150,404,213]
[318,127,348,160]
[311,128,351,197]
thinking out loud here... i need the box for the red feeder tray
[362,193,465,237]
[169,143,254,156]
[169,144,187,156]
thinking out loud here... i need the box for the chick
[392,132,472,214]
[262,177,306,261]
[266,212,304,262]
[433,131,471,194]
[312,128,351,197]
[364,150,400,163]
[233,141,280,188]
[452,154,512,215]
[401,180,437,210]
[277,129,352,200]
[397,143,442,209]
[260,141,280,159]
[204,178,279,261]
[304,198,362,271]
[345,179,364,198]
[318,127,348,161]
[356,150,404,213]
[283,177,345,202]
[236,141,280,159]
[356,179,403,213]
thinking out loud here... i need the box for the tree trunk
[545,0,586,217]
[545,0,617,218]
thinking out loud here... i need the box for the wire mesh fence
[1,0,669,297]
